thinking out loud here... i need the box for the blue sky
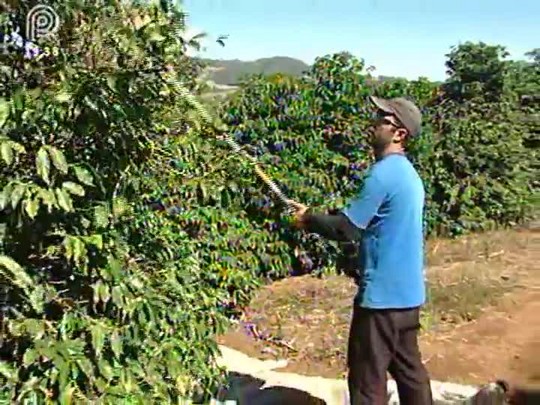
[181,0,539,81]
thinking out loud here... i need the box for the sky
[181,0,539,81]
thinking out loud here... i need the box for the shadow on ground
[214,371,327,405]
[205,371,540,404]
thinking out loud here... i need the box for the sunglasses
[373,115,403,129]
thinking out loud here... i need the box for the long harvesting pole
[217,135,295,213]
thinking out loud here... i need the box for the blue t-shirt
[342,153,426,309]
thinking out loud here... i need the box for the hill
[199,56,430,88]
[200,56,310,85]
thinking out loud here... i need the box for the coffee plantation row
[0,1,537,403]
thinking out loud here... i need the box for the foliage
[0,0,260,402]
[506,49,540,195]
[443,42,510,102]
[419,43,536,234]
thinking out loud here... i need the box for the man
[287,96,433,405]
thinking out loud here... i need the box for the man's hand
[287,199,310,229]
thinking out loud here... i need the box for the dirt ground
[217,228,540,389]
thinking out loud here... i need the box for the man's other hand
[287,199,310,228]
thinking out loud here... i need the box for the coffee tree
[506,49,539,194]
[422,43,535,235]
[0,0,272,402]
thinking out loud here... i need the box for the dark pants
[347,305,433,405]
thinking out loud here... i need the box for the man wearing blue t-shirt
[288,96,433,405]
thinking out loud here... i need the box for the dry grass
[422,229,536,326]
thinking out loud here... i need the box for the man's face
[369,110,405,151]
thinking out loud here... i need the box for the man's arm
[300,211,360,241]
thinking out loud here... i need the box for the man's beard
[371,133,392,153]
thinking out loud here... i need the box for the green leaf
[62,181,85,197]
[9,141,25,155]
[36,187,57,212]
[55,188,73,212]
[1,141,13,165]
[10,184,26,209]
[111,285,124,307]
[73,165,94,186]
[47,146,69,174]
[94,205,110,228]
[28,286,46,313]
[81,217,91,229]
[90,323,106,356]
[55,90,71,103]
[97,281,110,304]
[0,361,17,382]
[26,88,43,100]
[110,330,123,359]
[98,359,114,381]
[106,75,117,91]
[0,97,9,127]
[107,257,122,281]
[12,90,24,111]
[58,384,76,405]
[23,198,39,219]
[112,196,129,218]
[0,255,32,289]
[149,32,166,42]
[63,236,86,264]
[199,183,207,202]
[76,358,94,381]
[84,234,103,249]
[0,184,11,210]
[36,147,51,184]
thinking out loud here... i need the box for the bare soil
[217,228,540,389]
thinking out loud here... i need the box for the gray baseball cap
[369,96,422,138]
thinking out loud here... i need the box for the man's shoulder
[374,153,413,168]
[371,154,420,182]
[369,154,424,194]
